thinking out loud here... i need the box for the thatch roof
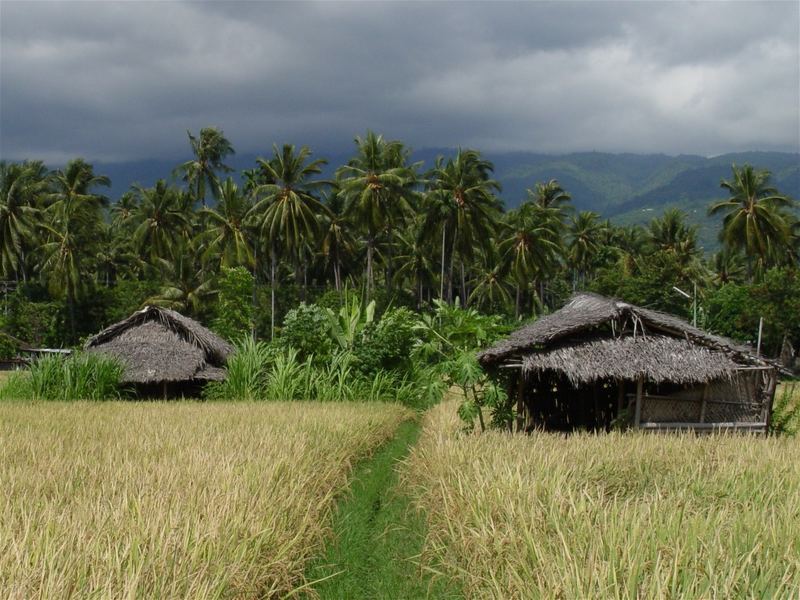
[85,306,232,384]
[478,292,771,383]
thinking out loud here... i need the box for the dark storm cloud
[1,1,798,163]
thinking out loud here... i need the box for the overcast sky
[1,1,798,163]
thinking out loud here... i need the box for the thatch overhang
[85,306,232,385]
[478,292,773,378]
[522,335,742,386]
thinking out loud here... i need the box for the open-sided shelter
[478,293,778,433]
[85,306,232,397]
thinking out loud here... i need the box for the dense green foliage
[1,128,797,363]
[0,353,125,401]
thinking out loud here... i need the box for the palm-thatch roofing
[478,292,772,384]
[85,306,232,384]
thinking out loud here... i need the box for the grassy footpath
[303,419,461,599]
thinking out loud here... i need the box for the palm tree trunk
[460,261,467,306]
[515,283,521,319]
[252,244,258,340]
[440,226,446,301]
[333,258,341,292]
[270,241,277,341]
[366,235,374,303]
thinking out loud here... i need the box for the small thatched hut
[478,293,779,433]
[85,306,232,397]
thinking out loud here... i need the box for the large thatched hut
[85,306,232,397]
[478,293,779,433]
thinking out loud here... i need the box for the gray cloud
[1,0,798,163]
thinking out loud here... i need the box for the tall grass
[772,381,800,435]
[0,353,125,401]
[0,401,411,598]
[403,400,800,598]
[206,339,430,407]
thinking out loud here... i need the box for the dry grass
[0,401,411,598]
[403,401,800,599]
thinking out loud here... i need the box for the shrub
[354,307,418,375]
[0,333,19,361]
[280,303,333,363]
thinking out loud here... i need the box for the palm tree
[567,211,606,288]
[469,245,513,313]
[38,159,109,339]
[393,217,436,308]
[0,161,46,280]
[500,203,562,317]
[199,177,254,269]
[146,240,216,317]
[711,248,746,285]
[424,148,502,304]
[175,127,235,207]
[110,190,139,234]
[709,164,794,278]
[131,180,192,267]
[247,144,329,337]
[337,131,418,299]
[648,208,700,266]
[320,191,356,293]
[528,179,571,211]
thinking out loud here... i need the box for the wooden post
[763,370,777,433]
[699,383,709,423]
[515,373,525,433]
[617,379,625,414]
[634,377,644,428]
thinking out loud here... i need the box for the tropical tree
[337,131,418,299]
[320,191,356,293]
[247,144,329,337]
[131,180,192,266]
[648,208,700,267]
[567,211,606,288]
[174,127,235,207]
[0,161,46,280]
[393,217,436,308]
[469,246,513,313]
[37,159,109,339]
[199,177,254,269]
[709,164,794,278]
[424,148,502,304]
[528,179,571,212]
[500,202,562,317]
[145,240,217,317]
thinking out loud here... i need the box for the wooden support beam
[515,372,525,433]
[617,379,625,414]
[634,377,644,428]
[699,383,709,423]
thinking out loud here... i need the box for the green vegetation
[1,130,796,364]
[0,401,411,598]
[404,401,800,598]
[306,420,461,599]
[0,353,125,401]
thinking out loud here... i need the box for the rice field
[403,400,800,599]
[0,401,411,598]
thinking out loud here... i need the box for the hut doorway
[520,373,623,432]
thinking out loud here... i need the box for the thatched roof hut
[479,293,778,433]
[85,306,232,394]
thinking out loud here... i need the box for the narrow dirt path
[302,419,461,599]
